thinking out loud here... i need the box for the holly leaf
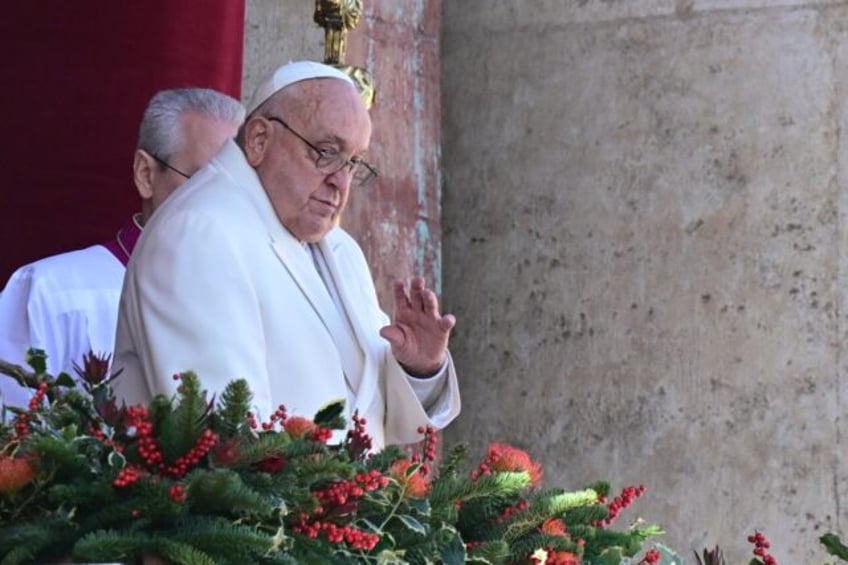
[395,514,426,536]
[313,399,345,426]
[55,373,77,388]
[25,348,48,374]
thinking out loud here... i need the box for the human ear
[243,117,270,167]
[133,150,155,199]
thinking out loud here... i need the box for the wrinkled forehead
[279,80,369,126]
[276,78,372,149]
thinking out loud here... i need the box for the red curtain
[0,1,245,282]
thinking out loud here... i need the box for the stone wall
[441,1,848,562]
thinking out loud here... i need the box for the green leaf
[55,373,77,388]
[395,514,427,536]
[374,549,410,564]
[313,399,345,426]
[406,497,431,516]
[107,449,126,470]
[437,525,466,565]
[821,533,848,559]
[25,348,47,374]
[593,546,625,565]
[60,424,79,442]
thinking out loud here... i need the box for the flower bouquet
[0,350,666,564]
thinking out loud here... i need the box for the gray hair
[137,88,246,160]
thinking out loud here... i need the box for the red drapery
[0,1,245,282]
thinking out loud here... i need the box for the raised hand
[379,277,456,376]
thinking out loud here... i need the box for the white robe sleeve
[0,267,40,408]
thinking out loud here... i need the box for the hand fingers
[395,276,447,317]
[379,324,405,347]
[410,277,427,311]
[437,313,456,332]
[392,279,411,311]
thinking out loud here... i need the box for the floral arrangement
[0,349,674,564]
[4,350,847,564]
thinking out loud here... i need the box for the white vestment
[0,245,125,407]
[113,140,460,450]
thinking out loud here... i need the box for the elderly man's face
[148,113,240,212]
[246,79,372,243]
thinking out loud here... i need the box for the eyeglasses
[151,154,191,180]
[265,116,378,187]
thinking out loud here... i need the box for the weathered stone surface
[442,2,848,562]
[243,0,323,97]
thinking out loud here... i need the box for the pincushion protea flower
[284,416,318,438]
[540,517,568,537]
[483,443,543,487]
[389,458,429,498]
[0,455,35,494]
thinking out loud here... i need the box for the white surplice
[0,245,125,407]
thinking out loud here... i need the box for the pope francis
[112,61,461,450]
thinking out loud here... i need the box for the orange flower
[0,455,35,494]
[389,459,429,498]
[485,443,543,487]
[531,548,580,565]
[547,549,580,565]
[284,416,317,438]
[540,518,567,537]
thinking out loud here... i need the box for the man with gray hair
[114,61,461,450]
[0,87,244,407]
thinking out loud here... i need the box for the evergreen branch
[47,475,116,505]
[187,468,275,518]
[430,471,529,514]
[233,432,292,465]
[169,516,276,561]
[582,527,647,559]
[541,488,599,515]
[71,529,151,563]
[435,443,469,478]
[508,532,580,558]
[148,537,217,565]
[465,539,510,563]
[0,545,36,565]
[211,379,252,436]
[159,372,208,461]
[361,445,407,471]
[564,504,608,526]
[0,514,76,561]
[77,496,146,532]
